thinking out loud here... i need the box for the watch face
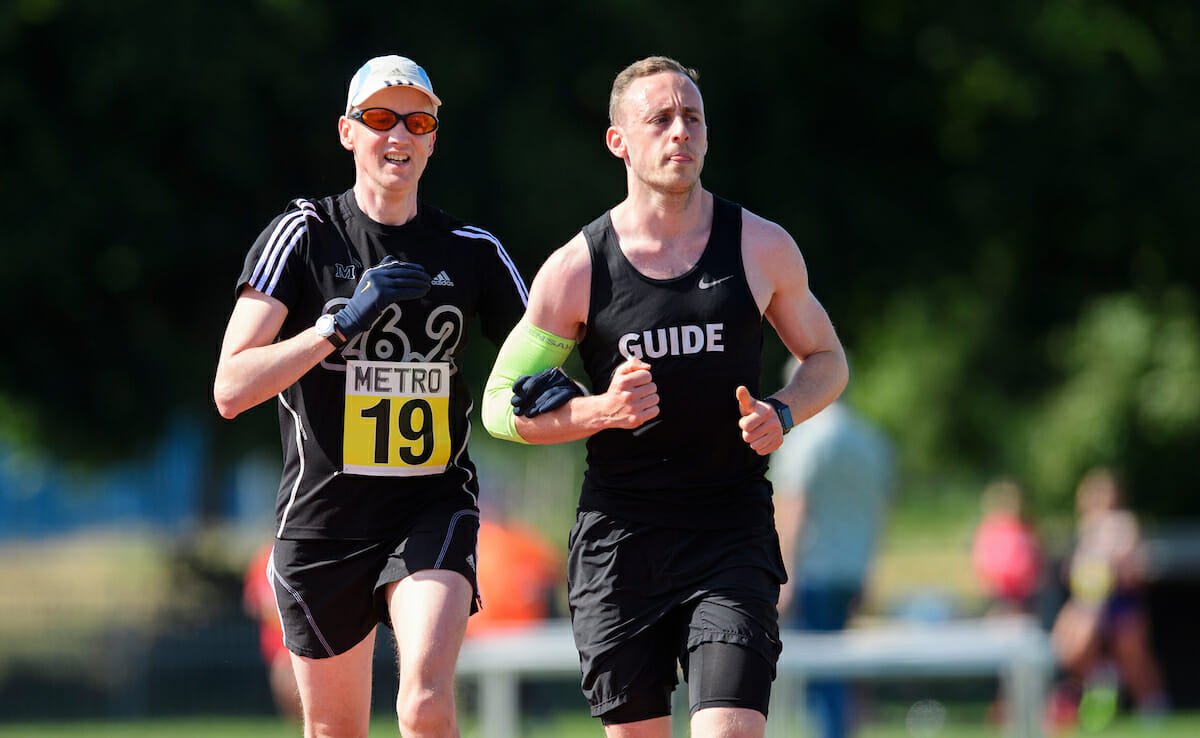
[767,398,793,430]
[317,313,346,348]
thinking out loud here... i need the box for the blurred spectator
[466,517,564,637]
[970,478,1047,726]
[1050,467,1168,728]
[770,377,894,738]
[971,477,1044,617]
[242,544,301,722]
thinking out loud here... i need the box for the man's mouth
[385,153,410,164]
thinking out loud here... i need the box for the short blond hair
[608,56,700,125]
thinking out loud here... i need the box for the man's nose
[669,115,690,141]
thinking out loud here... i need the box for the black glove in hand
[335,256,432,336]
[512,368,586,418]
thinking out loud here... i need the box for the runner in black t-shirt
[215,55,526,738]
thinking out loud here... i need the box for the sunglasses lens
[406,112,438,135]
[360,109,399,131]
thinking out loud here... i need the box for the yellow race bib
[342,360,451,477]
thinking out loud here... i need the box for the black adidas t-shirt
[576,195,772,530]
[236,191,528,539]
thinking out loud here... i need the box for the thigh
[374,500,481,618]
[376,499,478,690]
[589,626,681,723]
[686,641,771,738]
[568,512,686,718]
[386,569,473,690]
[686,640,774,717]
[290,627,377,734]
[683,537,784,671]
[272,538,390,658]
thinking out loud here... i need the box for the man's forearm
[513,394,612,445]
[215,330,334,419]
[773,349,848,425]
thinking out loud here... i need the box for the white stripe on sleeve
[453,226,529,305]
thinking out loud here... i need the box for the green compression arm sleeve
[483,319,577,443]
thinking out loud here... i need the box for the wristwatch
[315,313,346,349]
[764,397,794,434]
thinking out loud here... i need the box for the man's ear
[605,125,626,159]
[338,115,354,151]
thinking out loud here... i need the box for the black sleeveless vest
[576,195,772,529]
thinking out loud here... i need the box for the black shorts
[566,510,786,719]
[270,498,480,659]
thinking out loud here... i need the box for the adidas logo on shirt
[431,270,454,287]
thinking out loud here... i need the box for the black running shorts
[270,499,480,659]
[566,509,786,719]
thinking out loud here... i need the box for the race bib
[342,360,451,477]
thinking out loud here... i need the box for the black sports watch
[764,397,794,434]
[315,313,347,349]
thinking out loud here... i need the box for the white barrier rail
[456,616,1054,738]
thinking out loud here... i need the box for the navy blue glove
[512,368,586,418]
[335,256,432,336]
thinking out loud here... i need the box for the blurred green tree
[0,0,1196,517]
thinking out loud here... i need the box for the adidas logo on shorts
[431,270,454,287]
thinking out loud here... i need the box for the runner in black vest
[575,194,770,531]
[483,57,847,738]
[215,55,527,738]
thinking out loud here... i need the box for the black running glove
[335,256,432,336]
[512,368,586,418]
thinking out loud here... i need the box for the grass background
[1,712,1198,737]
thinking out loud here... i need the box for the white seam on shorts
[273,565,336,658]
[435,509,480,568]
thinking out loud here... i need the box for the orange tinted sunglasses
[349,107,438,135]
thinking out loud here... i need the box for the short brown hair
[608,56,700,125]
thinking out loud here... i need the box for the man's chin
[656,177,702,196]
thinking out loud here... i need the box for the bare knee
[300,690,371,738]
[304,713,369,738]
[397,686,457,737]
[690,706,767,738]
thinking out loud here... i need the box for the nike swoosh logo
[698,275,733,290]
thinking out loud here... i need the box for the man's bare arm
[213,289,337,419]
[736,211,848,453]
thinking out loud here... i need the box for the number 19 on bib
[342,361,451,476]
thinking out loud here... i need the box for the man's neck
[353,182,419,226]
[615,183,710,242]
[611,186,713,279]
